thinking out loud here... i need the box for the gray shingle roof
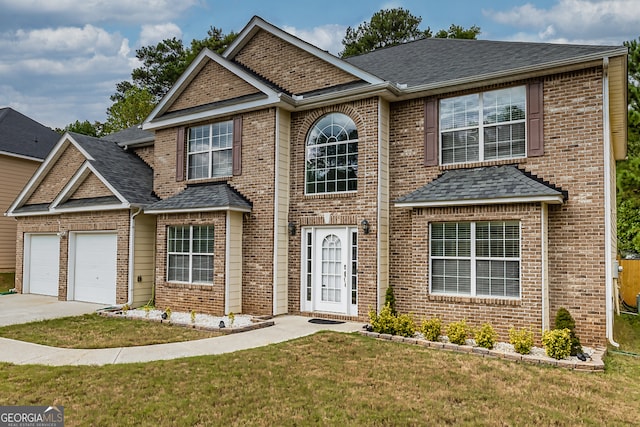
[395,165,566,206]
[58,196,121,209]
[69,132,158,206]
[344,38,623,88]
[101,125,154,147]
[0,107,59,159]
[11,203,49,214]
[145,182,252,212]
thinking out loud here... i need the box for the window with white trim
[187,121,233,179]
[430,221,520,298]
[167,225,214,283]
[440,86,526,164]
[305,113,358,194]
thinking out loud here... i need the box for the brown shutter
[424,99,439,166]
[527,82,544,157]
[176,126,185,182]
[232,116,243,176]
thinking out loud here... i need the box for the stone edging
[98,310,275,334]
[359,331,606,372]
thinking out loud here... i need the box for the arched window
[305,113,358,194]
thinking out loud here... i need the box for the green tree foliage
[340,8,480,58]
[618,38,640,254]
[434,24,481,39]
[104,86,155,134]
[59,120,106,137]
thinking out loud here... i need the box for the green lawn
[0,313,219,348]
[1,322,640,425]
[0,272,14,293]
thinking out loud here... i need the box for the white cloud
[0,0,198,25]
[139,23,183,46]
[282,24,347,55]
[485,0,640,44]
[7,25,124,55]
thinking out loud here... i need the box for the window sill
[187,176,232,185]
[428,294,521,306]
[304,191,358,199]
[439,157,527,171]
[163,282,215,290]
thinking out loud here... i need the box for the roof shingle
[145,182,252,212]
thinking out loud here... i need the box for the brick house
[7,16,628,345]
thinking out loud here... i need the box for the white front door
[302,227,358,315]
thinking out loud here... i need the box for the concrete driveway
[0,294,107,326]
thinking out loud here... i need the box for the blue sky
[0,0,638,129]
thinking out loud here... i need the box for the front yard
[1,315,640,425]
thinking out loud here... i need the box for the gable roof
[7,132,157,216]
[144,182,252,214]
[0,107,59,160]
[345,37,627,90]
[395,165,566,208]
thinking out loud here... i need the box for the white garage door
[72,233,117,305]
[26,234,60,296]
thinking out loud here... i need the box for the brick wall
[233,29,359,95]
[27,143,84,204]
[167,59,260,113]
[387,68,608,345]
[132,145,155,169]
[287,98,380,320]
[152,109,277,315]
[15,210,131,303]
[70,173,113,199]
[155,212,227,315]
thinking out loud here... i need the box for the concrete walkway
[0,315,364,366]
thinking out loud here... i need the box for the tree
[340,8,480,58]
[104,86,155,134]
[129,37,187,102]
[434,24,481,39]
[59,120,105,137]
[617,37,640,254]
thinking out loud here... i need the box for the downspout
[602,57,620,347]
[126,207,142,306]
[272,108,280,316]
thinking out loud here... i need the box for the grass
[0,313,220,348]
[613,313,640,353]
[0,272,15,293]
[0,331,639,426]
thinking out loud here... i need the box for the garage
[25,234,60,296]
[70,232,117,305]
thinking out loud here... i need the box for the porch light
[361,219,371,235]
[288,221,296,236]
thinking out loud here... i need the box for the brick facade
[388,69,608,345]
[15,210,130,303]
[155,212,227,315]
[70,173,113,199]
[233,29,359,95]
[167,59,260,113]
[27,143,84,204]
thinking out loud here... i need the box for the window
[305,113,358,194]
[430,221,520,298]
[440,86,526,164]
[167,225,214,283]
[187,121,233,179]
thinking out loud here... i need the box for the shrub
[542,328,572,359]
[509,327,534,354]
[228,312,235,327]
[419,317,442,341]
[384,286,397,316]
[394,313,416,337]
[474,323,498,349]
[446,319,469,345]
[190,310,196,324]
[554,307,582,356]
[369,303,397,335]
[164,307,172,321]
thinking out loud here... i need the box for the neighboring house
[7,16,627,345]
[0,108,58,273]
